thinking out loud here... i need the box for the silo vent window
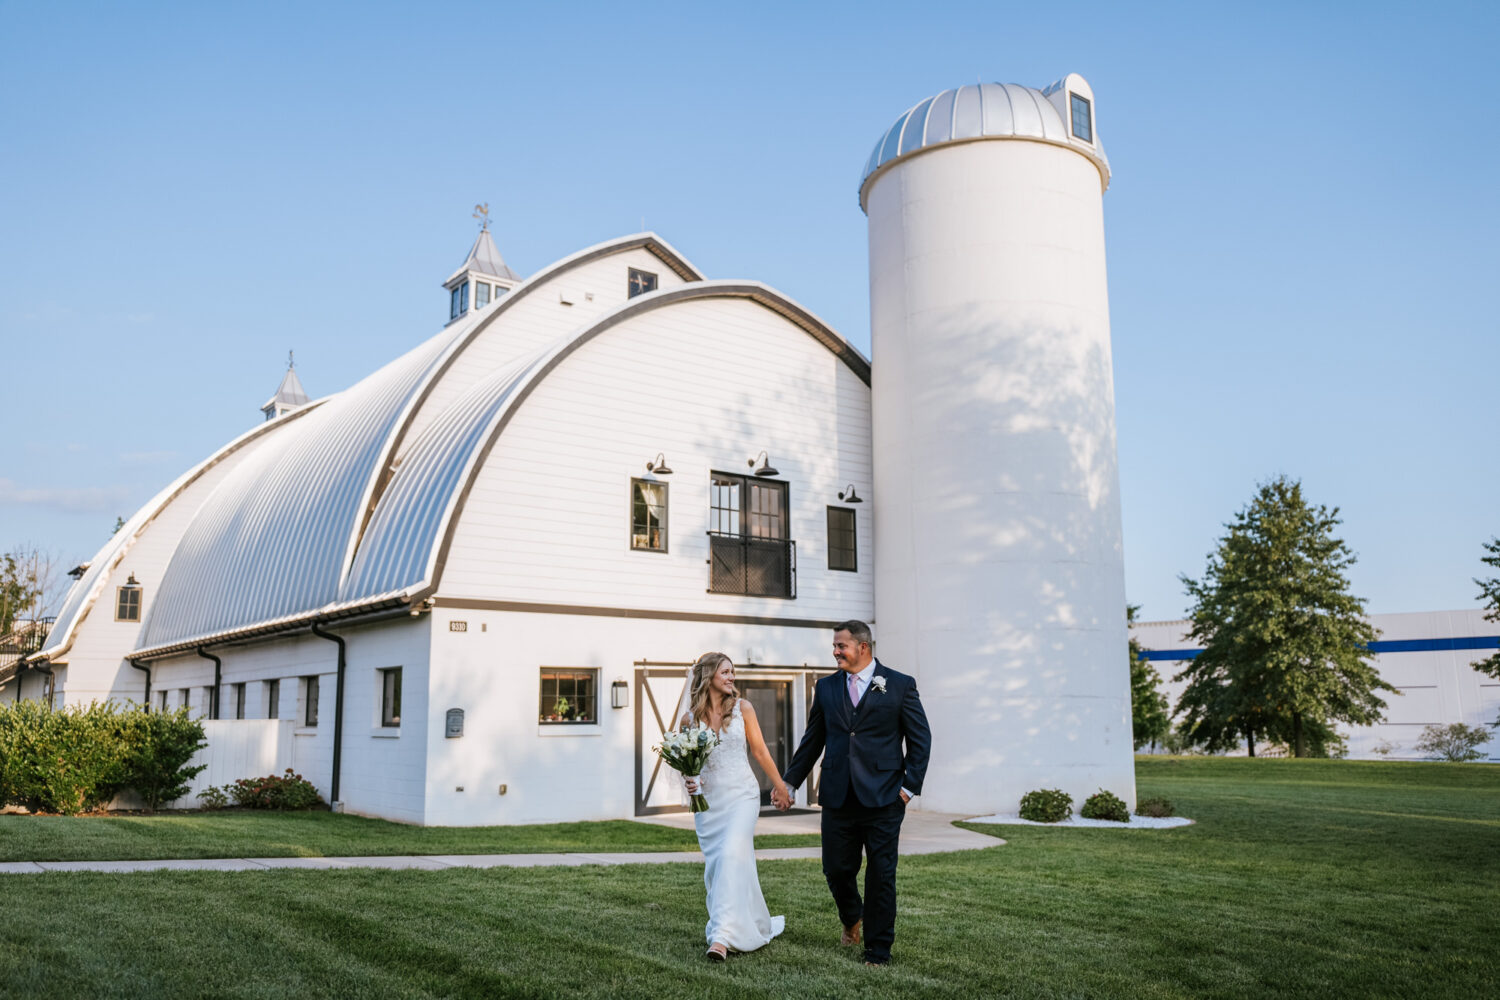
[1070,93,1093,143]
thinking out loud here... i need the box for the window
[1070,92,1092,142]
[827,506,857,571]
[116,582,142,621]
[157,689,168,712]
[460,281,469,314]
[178,688,189,709]
[627,267,657,298]
[539,668,597,724]
[450,285,462,320]
[233,682,245,720]
[380,667,402,727]
[630,478,668,551]
[202,686,215,719]
[303,675,320,727]
[475,282,490,308]
[265,678,280,719]
[708,473,794,597]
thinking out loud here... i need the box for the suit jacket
[783,659,931,809]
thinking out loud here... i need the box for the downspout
[31,661,53,706]
[129,658,152,709]
[309,622,346,807]
[196,647,221,719]
[12,658,25,703]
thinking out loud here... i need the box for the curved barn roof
[130,273,867,659]
[858,77,1110,210]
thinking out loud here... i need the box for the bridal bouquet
[654,724,720,813]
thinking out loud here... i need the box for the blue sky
[2,1,1496,621]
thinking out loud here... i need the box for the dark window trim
[826,505,858,572]
[630,477,669,553]
[539,666,600,725]
[303,675,320,727]
[1070,92,1093,142]
[627,267,658,299]
[380,667,402,727]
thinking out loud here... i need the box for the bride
[679,651,789,961]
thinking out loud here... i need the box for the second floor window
[631,479,668,551]
[827,506,857,571]
[628,268,657,298]
[709,473,794,597]
[116,579,142,621]
[1071,92,1092,142]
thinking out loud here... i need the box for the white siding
[439,296,873,622]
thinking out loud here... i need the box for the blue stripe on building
[1139,635,1500,662]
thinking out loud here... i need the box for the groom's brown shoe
[840,920,862,947]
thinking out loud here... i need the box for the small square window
[631,478,668,552]
[539,668,597,724]
[116,584,141,621]
[265,678,280,720]
[303,675,320,727]
[1070,93,1092,142]
[627,268,657,298]
[475,282,490,308]
[827,506,857,572]
[380,667,402,727]
[233,682,246,720]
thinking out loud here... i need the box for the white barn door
[635,668,690,815]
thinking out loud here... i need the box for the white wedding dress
[692,699,785,951]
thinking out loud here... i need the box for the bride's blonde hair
[688,651,735,725]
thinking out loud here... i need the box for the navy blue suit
[783,660,931,963]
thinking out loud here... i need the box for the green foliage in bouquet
[1018,788,1072,823]
[1135,795,1176,818]
[1080,788,1130,822]
[228,769,323,810]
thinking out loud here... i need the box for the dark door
[738,679,792,807]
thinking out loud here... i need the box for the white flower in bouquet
[653,722,720,813]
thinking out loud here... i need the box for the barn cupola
[261,351,310,421]
[444,204,522,324]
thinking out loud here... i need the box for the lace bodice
[696,699,760,801]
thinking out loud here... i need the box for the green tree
[1,553,42,636]
[1474,537,1500,689]
[1127,604,1170,750]
[1413,722,1493,762]
[1175,477,1393,757]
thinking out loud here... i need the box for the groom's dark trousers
[783,661,930,965]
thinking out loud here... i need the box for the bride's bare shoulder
[737,698,755,717]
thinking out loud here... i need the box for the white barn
[6,75,1140,823]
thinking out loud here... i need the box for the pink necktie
[848,672,860,707]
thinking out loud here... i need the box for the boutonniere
[870,675,887,693]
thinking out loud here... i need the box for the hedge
[0,701,207,815]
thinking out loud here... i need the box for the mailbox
[445,708,464,738]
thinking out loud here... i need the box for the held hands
[770,785,791,811]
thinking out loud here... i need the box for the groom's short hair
[834,620,874,651]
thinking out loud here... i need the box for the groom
[775,620,931,966]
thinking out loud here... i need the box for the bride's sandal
[706,943,728,962]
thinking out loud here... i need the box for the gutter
[129,658,152,709]
[196,648,221,719]
[309,622,347,808]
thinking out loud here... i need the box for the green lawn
[2,757,1496,1000]
[0,811,819,862]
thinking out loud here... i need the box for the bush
[229,769,323,810]
[118,707,208,809]
[1080,789,1130,822]
[1018,788,1072,823]
[198,785,230,810]
[1135,795,1176,818]
[1413,723,1493,762]
[0,701,207,814]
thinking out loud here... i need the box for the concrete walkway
[0,810,1002,875]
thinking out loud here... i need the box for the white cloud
[0,478,134,513]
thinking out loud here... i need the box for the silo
[861,74,1134,814]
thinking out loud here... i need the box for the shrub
[1413,723,1493,762]
[1080,789,1130,822]
[0,700,129,814]
[198,785,229,810]
[229,769,323,810]
[118,707,208,809]
[1018,788,1072,823]
[1135,795,1175,818]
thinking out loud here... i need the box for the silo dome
[859,74,1110,210]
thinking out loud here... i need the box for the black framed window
[540,668,597,724]
[265,678,280,719]
[303,675,320,727]
[628,267,657,298]
[178,688,189,709]
[449,286,462,320]
[708,472,794,597]
[381,667,402,727]
[157,689,168,712]
[233,683,246,720]
[827,506,857,571]
[631,478,668,551]
[116,584,141,621]
[1070,93,1092,142]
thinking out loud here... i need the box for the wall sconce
[611,680,629,709]
[748,450,780,477]
[644,453,673,475]
[838,485,863,503]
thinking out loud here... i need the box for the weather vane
[287,350,295,370]
[473,203,490,232]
